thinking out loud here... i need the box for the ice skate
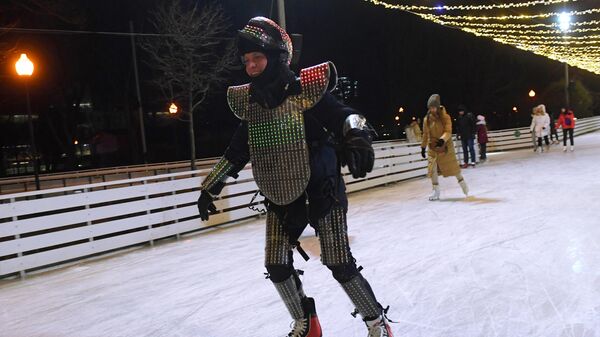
[460,163,469,168]
[563,146,567,152]
[429,185,440,201]
[459,179,469,196]
[287,297,322,337]
[365,315,394,337]
[570,146,574,152]
[469,161,476,167]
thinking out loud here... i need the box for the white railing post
[11,197,25,279]
[84,188,93,243]
[143,180,154,246]
[169,176,180,240]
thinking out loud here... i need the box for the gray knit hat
[427,94,441,109]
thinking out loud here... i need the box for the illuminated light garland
[465,30,600,41]
[364,0,577,12]
[464,27,600,35]
[522,45,600,51]
[494,39,600,72]
[493,36,600,46]
[495,37,600,45]
[439,19,600,29]
[417,8,600,22]
[364,1,600,74]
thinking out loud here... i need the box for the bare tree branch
[140,0,236,169]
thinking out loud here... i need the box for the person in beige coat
[420,94,469,201]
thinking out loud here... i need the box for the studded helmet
[238,16,293,65]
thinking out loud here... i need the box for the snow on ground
[1,132,600,337]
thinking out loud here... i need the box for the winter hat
[477,115,485,121]
[427,94,441,109]
[537,104,546,114]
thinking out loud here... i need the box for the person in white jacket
[530,104,551,152]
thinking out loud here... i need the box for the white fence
[1,116,599,278]
[485,115,600,152]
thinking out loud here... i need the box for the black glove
[421,147,426,159]
[197,181,225,221]
[435,138,445,148]
[342,129,375,179]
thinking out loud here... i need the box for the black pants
[563,129,574,146]
[537,136,550,147]
[550,128,559,141]
[479,143,487,160]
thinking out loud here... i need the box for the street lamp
[528,90,536,98]
[394,116,400,121]
[558,12,571,32]
[558,12,572,108]
[398,107,404,113]
[15,53,40,190]
[169,103,178,114]
[512,106,518,112]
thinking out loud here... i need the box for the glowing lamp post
[558,12,572,108]
[558,12,571,32]
[16,54,34,76]
[169,103,178,114]
[528,90,536,98]
[15,53,40,190]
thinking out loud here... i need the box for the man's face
[428,106,438,114]
[561,108,566,113]
[459,110,465,116]
[243,52,268,78]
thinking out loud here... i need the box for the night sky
[1,0,599,170]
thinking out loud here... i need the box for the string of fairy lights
[363,0,600,74]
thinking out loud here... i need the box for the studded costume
[197,17,394,337]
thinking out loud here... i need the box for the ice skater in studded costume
[197,17,394,337]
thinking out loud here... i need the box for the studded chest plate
[227,62,334,205]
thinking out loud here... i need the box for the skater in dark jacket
[196,17,394,337]
[456,105,477,167]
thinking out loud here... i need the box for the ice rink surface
[2,132,600,337]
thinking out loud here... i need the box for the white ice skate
[428,185,440,201]
[570,146,574,152]
[459,179,469,196]
[365,315,394,337]
[563,146,567,152]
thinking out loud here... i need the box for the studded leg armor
[317,206,383,320]
[265,210,309,320]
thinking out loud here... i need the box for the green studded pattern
[226,62,333,205]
